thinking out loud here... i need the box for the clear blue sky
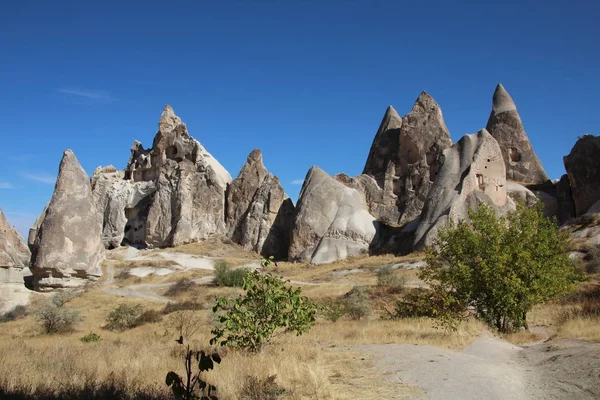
[1,0,599,237]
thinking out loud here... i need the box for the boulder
[30,150,104,291]
[0,209,31,313]
[414,129,513,249]
[563,135,600,217]
[362,93,453,225]
[226,149,294,259]
[289,166,377,264]
[486,83,548,184]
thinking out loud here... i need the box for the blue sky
[1,0,599,237]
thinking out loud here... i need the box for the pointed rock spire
[158,104,182,133]
[486,83,548,184]
[30,150,104,291]
[362,92,452,224]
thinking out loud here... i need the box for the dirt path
[360,331,600,400]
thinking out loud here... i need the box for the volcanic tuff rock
[485,83,548,184]
[93,106,232,248]
[30,150,104,291]
[362,93,453,225]
[226,149,294,259]
[556,174,576,223]
[414,129,513,249]
[0,209,31,312]
[289,166,377,264]
[563,135,600,217]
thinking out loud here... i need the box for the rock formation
[563,135,600,217]
[0,210,31,313]
[414,129,513,249]
[556,174,576,223]
[486,83,548,184]
[289,166,377,264]
[93,105,232,248]
[226,149,294,259]
[30,150,104,291]
[362,93,453,225]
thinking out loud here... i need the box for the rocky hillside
[1,82,598,301]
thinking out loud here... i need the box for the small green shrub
[393,288,440,319]
[0,304,28,323]
[213,261,249,288]
[321,299,346,322]
[105,304,142,332]
[260,255,275,269]
[211,271,318,352]
[240,375,285,400]
[342,286,371,320]
[162,301,204,315]
[164,278,198,297]
[377,265,406,289]
[32,292,81,334]
[80,332,101,343]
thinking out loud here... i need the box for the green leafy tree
[421,203,580,332]
[210,271,317,352]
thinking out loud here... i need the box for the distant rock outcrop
[486,84,548,184]
[289,167,377,264]
[362,93,453,225]
[556,174,576,223]
[30,150,104,291]
[414,129,513,249]
[93,106,232,249]
[226,149,294,259]
[563,135,600,217]
[0,209,31,312]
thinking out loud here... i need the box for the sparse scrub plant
[163,301,204,314]
[240,375,285,400]
[210,271,318,352]
[166,310,204,341]
[342,286,371,320]
[79,332,101,343]
[0,304,28,323]
[422,203,581,332]
[105,303,143,332]
[165,278,198,297]
[377,265,406,290]
[32,291,81,334]
[321,299,346,322]
[584,245,600,274]
[213,260,249,288]
[138,309,163,325]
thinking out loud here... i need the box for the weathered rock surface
[563,135,600,217]
[486,83,548,184]
[414,129,513,249]
[226,149,294,259]
[289,166,377,264]
[30,150,104,291]
[0,210,31,313]
[93,106,232,248]
[362,93,453,225]
[556,174,576,224]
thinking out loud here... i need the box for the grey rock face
[362,93,453,225]
[93,105,232,248]
[226,149,293,258]
[0,209,32,312]
[485,84,548,184]
[289,166,377,264]
[30,150,105,291]
[563,135,600,217]
[414,129,513,249]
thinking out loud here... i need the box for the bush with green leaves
[213,261,249,288]
[105,303,143,332]
[321,299,346,322]
[210,271,318,352]
[422,203,581,332]
[80,332,101,343]
[341,286,371,320]
[32,291,81,334]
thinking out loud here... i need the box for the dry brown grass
[502,330,546,345]
[167,237,257,261]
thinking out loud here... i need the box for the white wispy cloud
[291,179,304,185]
[58,88,117,102]
[22,173,56,184]
[0,182,13,189]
